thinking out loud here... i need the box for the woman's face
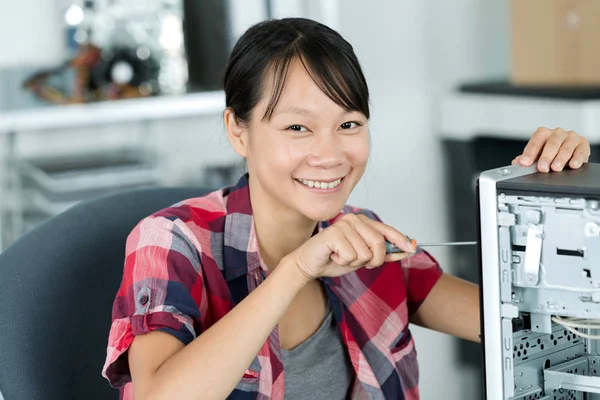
[240,60,370,222]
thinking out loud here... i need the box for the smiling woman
[223,18,371,224]
[101,16,591,400]
[224,56,370,225]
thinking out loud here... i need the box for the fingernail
[406,239,416,253]
[520,156,530,164]
[552,160,562,169]
[539,160,549,171]
[572,160,580,167]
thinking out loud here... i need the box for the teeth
[297,178,342,190]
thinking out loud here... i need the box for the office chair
[0,186,211,400]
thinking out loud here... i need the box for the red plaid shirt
[102,174,443,399]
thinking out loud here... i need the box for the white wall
[0,0,64,68]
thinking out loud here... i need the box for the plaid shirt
[102,174,442,400]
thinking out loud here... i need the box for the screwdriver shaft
[385,240,477,253]
[419,241,478,247]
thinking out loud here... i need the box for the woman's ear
[224,108,248,158]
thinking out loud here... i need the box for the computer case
[478,163,600,399]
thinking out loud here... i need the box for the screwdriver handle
[385,239,417,254]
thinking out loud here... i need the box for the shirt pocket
[389,328,420,392]
[241,368,259,381]
[234,372,259,395]
[389,326,412,354]
[234,356,261,393]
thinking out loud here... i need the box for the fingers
[568,142,591,169]
[331,217,378,268]
[550,131,581,171]
[518,127,592,172]
[353,215,415,264]
[340,225,373,268]
[357,214,414,253]
[328,226,360,267]
[537,128,568,172]
[331,214,414,270]
[519,127,552,166]
[353,220,387,268]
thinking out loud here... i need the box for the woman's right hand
[290,214,415,281]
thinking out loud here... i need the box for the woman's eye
[340,121,359,130]
[287,125,308,132]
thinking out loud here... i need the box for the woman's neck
[248,179,317,272]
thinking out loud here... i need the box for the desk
[0,91,225,134]
[441,91,600,142]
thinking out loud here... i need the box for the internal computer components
[478,163,600,400]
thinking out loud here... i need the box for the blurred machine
[478,163,600,399]
[24,0,230,104]
[0,0,234,250]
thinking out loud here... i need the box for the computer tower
[478,163,600,400]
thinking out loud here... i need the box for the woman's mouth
[294,177,344,190]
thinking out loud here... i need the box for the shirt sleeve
[400,249,443,316]
[350,207,443,316]
[102,215,205,388]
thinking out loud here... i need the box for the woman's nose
[306,134,345,168]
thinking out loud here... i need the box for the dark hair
[223,17,370,125]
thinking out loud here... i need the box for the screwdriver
[385,239,478,254]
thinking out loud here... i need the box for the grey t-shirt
[281,304,354,399]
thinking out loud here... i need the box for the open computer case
[478,162,600,400]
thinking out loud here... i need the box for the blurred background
[3,0,600,399]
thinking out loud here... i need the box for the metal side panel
[479,164,538,400]
[544,355,600,396]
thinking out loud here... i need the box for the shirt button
[139,294,149,305]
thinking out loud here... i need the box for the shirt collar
[222,173,260,281]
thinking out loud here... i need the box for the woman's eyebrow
[273,106,314,116]
[274,106,358,117]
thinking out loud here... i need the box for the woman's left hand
[513,127,591,172]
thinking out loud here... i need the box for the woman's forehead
[258,61,364,119]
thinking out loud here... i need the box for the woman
[102,18,591,399]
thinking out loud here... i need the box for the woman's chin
[301,207,345,223]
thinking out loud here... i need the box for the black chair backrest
[0,187,210,400]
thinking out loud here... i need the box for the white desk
[0,91,225,134]
[440,92,600,143]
